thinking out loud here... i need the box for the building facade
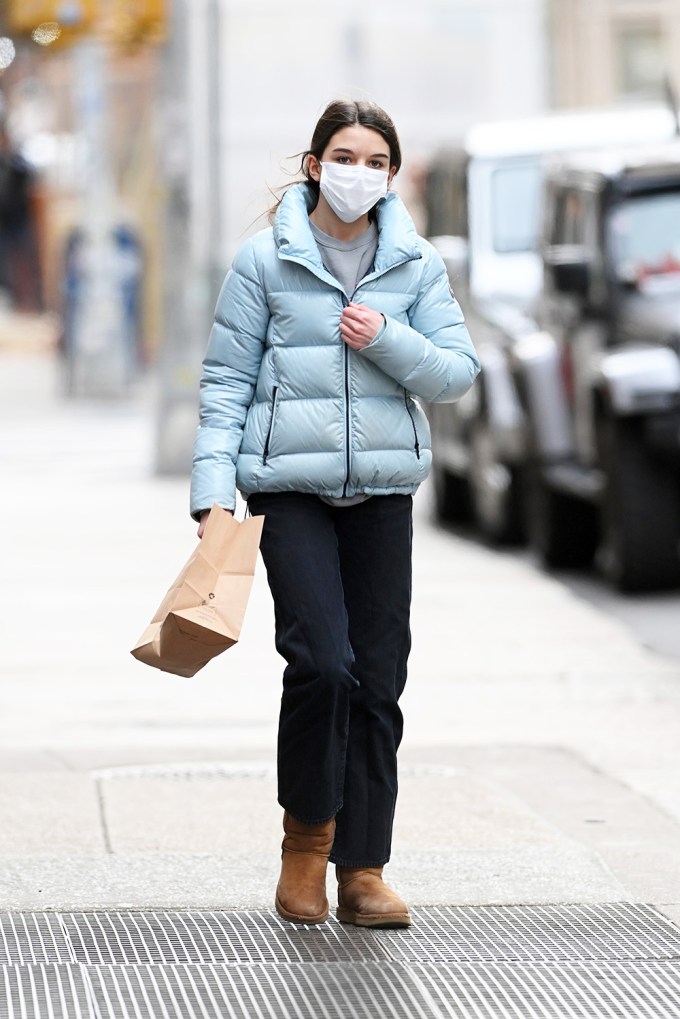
[551,0,680,108]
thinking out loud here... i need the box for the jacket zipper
[342,295,351,495]
[262,386,279,465]
[275,251,423,491]
[404,392,421,459]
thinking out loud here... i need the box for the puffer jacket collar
[273,183,422,284]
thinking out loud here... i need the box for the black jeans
[248,492,413,867]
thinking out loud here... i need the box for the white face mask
[319,162,389,223]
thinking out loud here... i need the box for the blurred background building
[0,0,678,464]
[551,0,680,107]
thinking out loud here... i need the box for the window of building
[615,24,666,99]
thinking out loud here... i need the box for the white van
[428,105,678,307]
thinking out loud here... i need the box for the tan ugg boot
[336,866,411,928]
[275,812,336,924]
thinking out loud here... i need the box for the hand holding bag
[131,504,264,677]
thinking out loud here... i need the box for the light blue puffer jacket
[190,183,479,517]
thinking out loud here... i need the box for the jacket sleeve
[190,238,270,518]
[359,243,480,402]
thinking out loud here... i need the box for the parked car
[425,106,680,590]
[525,145,680,591]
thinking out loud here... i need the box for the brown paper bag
[131,504,264,677]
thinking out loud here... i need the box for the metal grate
[0,915,72,965]
[86,962,442,1019]
[0,965,95,1019]
[3,959,680,1019]
[57,904,680,967]
[1,906,680,1019]
[379,904,680,964]
[62,910,390,965]
[412,961,680,1019]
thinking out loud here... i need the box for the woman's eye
[336,156,352,164]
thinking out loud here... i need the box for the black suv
[525,146,680,591]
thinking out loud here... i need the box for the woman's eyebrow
[329,147,389,159]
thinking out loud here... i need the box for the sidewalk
[1,341,680,1016]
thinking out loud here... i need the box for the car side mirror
[545,246,591,298]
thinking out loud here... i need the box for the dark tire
[598,415,680,592]
[468,415,526,544]
[431,462,472,524]
[528,473,599,570]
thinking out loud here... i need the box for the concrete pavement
[1,340,680,928]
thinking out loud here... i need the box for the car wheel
[528,472,599,569]
[469,415,525,544]
[599,414,680,592]
[431,462,472,524]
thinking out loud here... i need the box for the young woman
[191,99,479,928]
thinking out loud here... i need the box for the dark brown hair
[269,99,402,221]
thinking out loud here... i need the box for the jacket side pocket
[262,386,279,465]
[404,392,421,460]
